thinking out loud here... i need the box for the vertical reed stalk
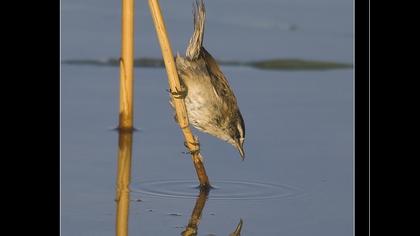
[119,0,135,129]
[148,0,210,188]
[115,130,134,236]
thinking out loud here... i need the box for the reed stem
[118,0,135,129]
[148,0,210,189]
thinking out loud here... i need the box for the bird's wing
[200,47,237,106]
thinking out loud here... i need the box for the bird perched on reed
[171,0,245,159]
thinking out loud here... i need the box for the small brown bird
[172,0,245,159]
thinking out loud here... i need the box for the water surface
[61,0,353,235]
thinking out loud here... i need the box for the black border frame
[355,0,370,235]
[10,0,369,234]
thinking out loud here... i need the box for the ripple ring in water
[131,179,303,200]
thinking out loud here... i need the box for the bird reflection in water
[181,189,243,236]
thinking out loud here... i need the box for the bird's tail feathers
[186,0,206,60]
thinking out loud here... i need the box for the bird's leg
[167,89,181,124]
[168,87,187,125]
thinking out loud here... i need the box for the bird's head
[226,112,245,160]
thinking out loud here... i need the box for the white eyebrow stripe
[237,122,244,138]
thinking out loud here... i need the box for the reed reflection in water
[115,130,134,236]
[181,189,243,236]
[113,129,243,235]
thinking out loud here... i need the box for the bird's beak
[229,219,243,236]
[235,140,245,160]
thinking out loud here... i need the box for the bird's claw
[169,88,187,99]
[183,138,200,155]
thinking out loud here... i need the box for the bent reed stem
[148,0,210,189]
